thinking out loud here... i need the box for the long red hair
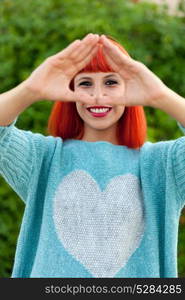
[47,35,147,148]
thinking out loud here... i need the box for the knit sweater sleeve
[155,122,185,210]
[142,122,185,211]
[0,118,60,203]
[170,122,185,209]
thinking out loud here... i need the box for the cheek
[76,104,86,118]
[76,104,81,114]
[115,106,125,118]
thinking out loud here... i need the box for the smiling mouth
[86,106,112,117]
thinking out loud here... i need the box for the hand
[25,33,100,103]
[99,35,169,107]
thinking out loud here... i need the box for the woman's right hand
[24,33,99,104]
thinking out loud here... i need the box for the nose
[90,85,107,104]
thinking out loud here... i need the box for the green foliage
[0,0,185,277]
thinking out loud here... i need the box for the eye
[78,81,92,86]
[78,79,118,87]
[105,80,118,85]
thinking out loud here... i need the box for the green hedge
[0,0,185,277]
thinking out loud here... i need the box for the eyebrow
[77,74,117,82]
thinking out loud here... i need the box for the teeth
[89,108,110,113]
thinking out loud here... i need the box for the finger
[63,88,95,104]
[54,39,82,59]
[76,92,96,104]
[82,33,99,42]
[75,44,99,71]
[102,49,120,72]
[69,34,99,61]
[102,49,136,80]
[72,91,96,104]
[74,37,100,63]
[101,35,133,67]
[56,34,98,60]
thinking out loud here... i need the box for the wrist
[150,86,185,127]
[20,80,43,103]
[149,87,175,110]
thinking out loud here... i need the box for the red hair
[47,35,147,148]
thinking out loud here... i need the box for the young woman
[0,33,185,278]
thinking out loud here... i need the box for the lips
[86,106,112,118]
[86,106,112,111]
[86,106,112,109]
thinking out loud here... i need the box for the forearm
[0,80,41,126]
[152,87,185,127]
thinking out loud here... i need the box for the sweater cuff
[172,136,185,209]
[177,121,185,135]
[0,118,18,158]
[0,118,18,137]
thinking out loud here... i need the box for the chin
[86,122,116,131]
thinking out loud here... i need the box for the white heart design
[53,170,145,277]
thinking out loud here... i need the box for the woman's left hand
[99,35,169,107]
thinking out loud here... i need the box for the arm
[100,35,185,209]
[0,33,99,126]
[151,88,185,128]
[0,81,40,126]
[100,34,185,128]
[0,33,99,201]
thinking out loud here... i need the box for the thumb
[74,91,96,105]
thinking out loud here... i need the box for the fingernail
[85,33,92,39]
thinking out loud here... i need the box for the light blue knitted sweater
[0,118,185,278]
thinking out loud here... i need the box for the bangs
[77,36,130,74]
[78,43,114,73]
[70,37,130,90]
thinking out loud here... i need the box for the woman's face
[74,72,125,138]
